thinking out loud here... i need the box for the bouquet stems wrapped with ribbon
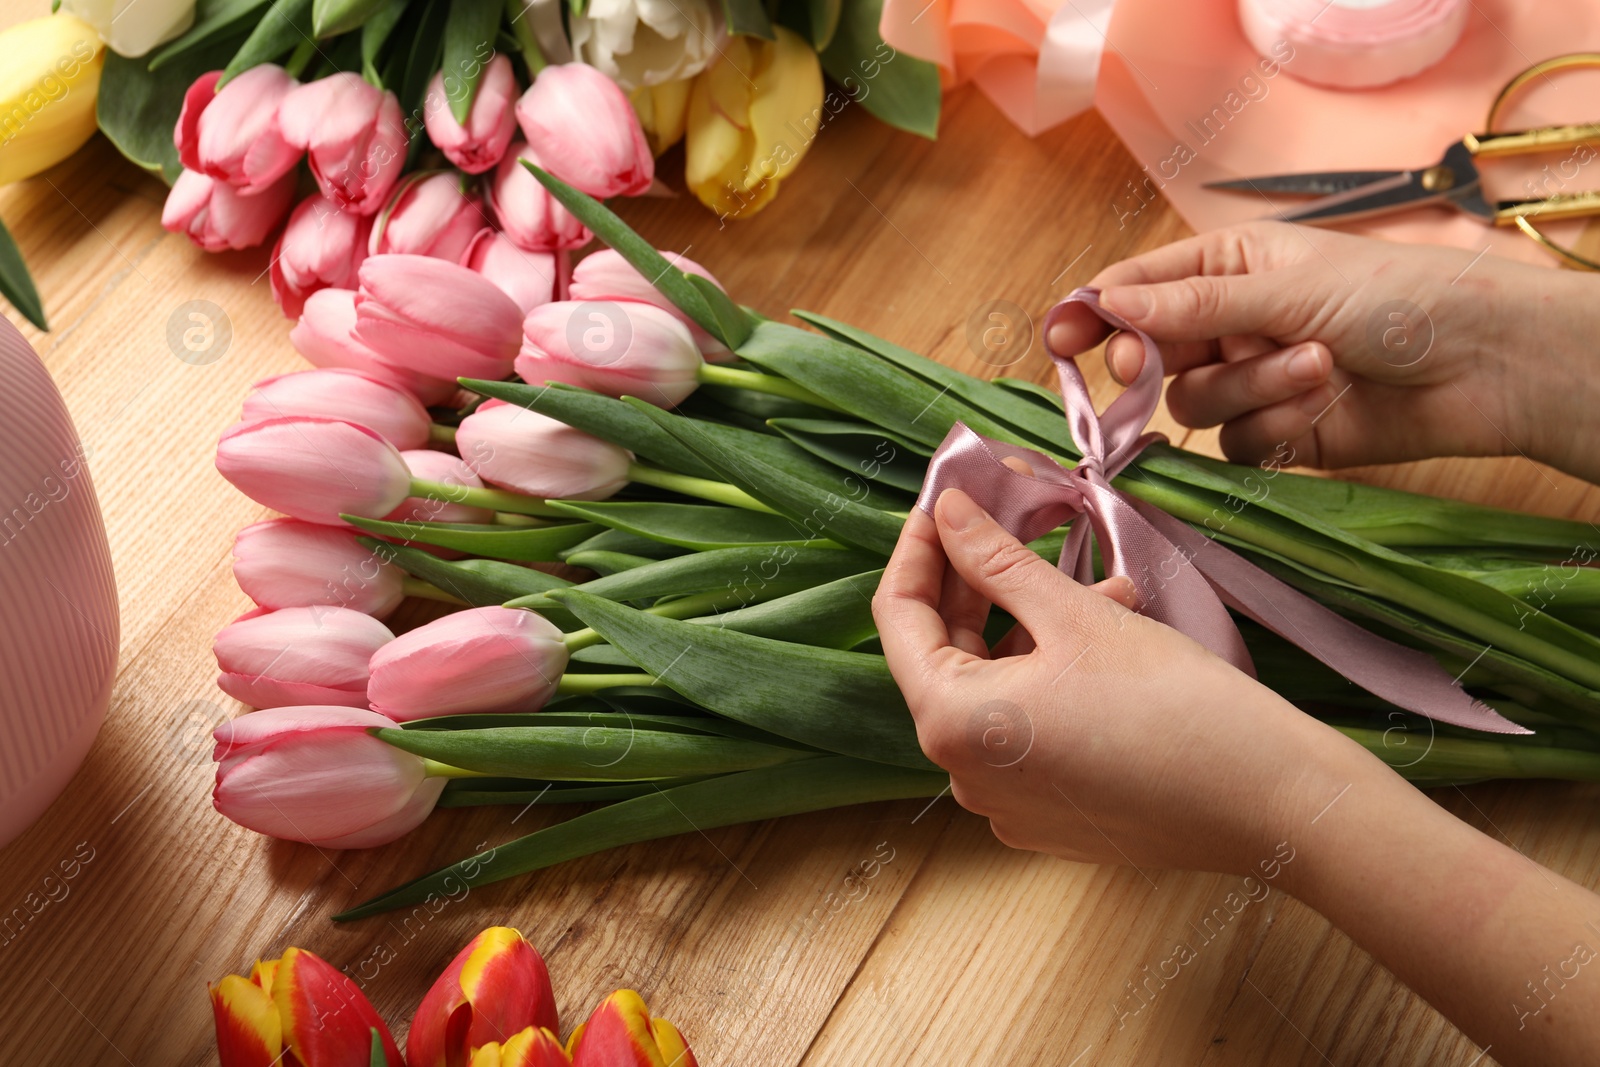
[209,168,1600,921]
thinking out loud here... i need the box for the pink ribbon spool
[1238,0,1469,90]
[0,316,118,848]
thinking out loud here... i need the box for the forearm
[1514,267,1600,484]
[1277,747,1600,1065]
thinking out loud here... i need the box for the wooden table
[3,4,1598,1059]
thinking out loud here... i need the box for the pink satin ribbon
[916,287,1527,735]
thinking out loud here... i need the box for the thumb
[933,489,1127,647]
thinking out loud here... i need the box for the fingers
[1087,223,1285,289]
[932,489,1117,646]
[1165,342,1332,428]
[873,507,963,698]
[1099,272,1304,344]
[1214,381,1341,467]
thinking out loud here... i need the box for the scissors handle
[1494,188,1600,225]
[1466,124,1600,157]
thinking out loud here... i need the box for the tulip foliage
[199,168,1600,923]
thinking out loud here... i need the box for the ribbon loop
[915,287,1527,736]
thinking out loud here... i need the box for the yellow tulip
[0,15,104,186]
[631,78,692,157]
[684,26,823,220]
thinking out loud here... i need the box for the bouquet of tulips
[208,162,1600,920]
[210,925,695,1065]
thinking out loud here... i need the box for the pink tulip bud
[516,300,701,408]
[279,73,407,215]
[162,168,296,252]
[370,172,483,262]
[390,449,495,525]
[489,141,593,252]
[242,368,433,450]
[515,64,653,198]
[424,54,519,174]
[569,248,730,360]
[270,194,371,319]
[463,229,556,315]
[354,254,525,382]
[233,518,406,618]
[212,705,444,848]
[290,288,460,406]
[368,606,568,719]
[457,400,632,500]
[216,416,415,526]
[175,66,301,196]
[214,605,394,709]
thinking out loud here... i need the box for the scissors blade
[1204,171,1404,197]
[1265,142,1482,226]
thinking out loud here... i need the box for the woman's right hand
[1046,221,1599,479]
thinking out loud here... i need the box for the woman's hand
[871,486,1373,879]
[1046,221,1599,478]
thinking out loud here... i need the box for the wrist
[1505,267,1600,479]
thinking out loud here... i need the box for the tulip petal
[275,948,404,1066]
[210,974,283,1067]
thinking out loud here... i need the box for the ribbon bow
[917,288,1526,735]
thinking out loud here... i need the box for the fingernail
[1285,344,1326,384]
[1101,287,1152,320]
[936,489,988,531]
[1046,322,1073,354]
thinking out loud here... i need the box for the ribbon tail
[1131,501,1531,736]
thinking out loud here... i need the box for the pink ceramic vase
[0,316,118,848]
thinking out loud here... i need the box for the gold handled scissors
[1205,54,1600,268]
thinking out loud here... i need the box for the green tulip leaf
[694,569,883,648]
[687,273,754,348]
[817,0,940,138]
[767,418,931,493]
[148,0,272,69]
[542,501,839,551]
[360,0,410,83]
[460,379,722,480]
[369,1028,386,1067]
[440,0,502,122]
[562,550,657,576]
[100,24,250,181]
[358,538,574,614]
[438,777,714,807]
[335,756,948,920]
[560,528,692,561]
[344,516,600,560]
[0,220,46,332]
[221,0,314,84]
[549,589,933,768]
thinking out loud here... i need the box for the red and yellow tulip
[469,1026,572,1067]
[408,926,560,1067]
[209,947,402,1066]
[566,990,698,1067]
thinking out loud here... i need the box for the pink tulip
[489,141,592,252]
[212,705,444,848]
[214,605,394,709]
[354,254,525,382]
[370,172,483,262]
[233,519,406,618]
[515,64,653,198]
[424,54,519,174]
[242,368,433,450]
[367,606,568,719]
[162,168,296,252]
[270,194,371,319]
[462,229,556,315]
[216,416,415,526]
[569,248,730,360]
[390,449,494,525]
[290,288,460,406]
[457,400,631,500]
[278,73,407,215]
[175,66,301,195]
[517,300,701,408]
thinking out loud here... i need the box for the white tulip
[60,0,194,57]
[568,0,722,91]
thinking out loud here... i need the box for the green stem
[1335,726,1600,783]
[283,38,317,79]
[493,512,553,527]
[696,364,842,411]
[556,672,660,694]
[428,423,457,446]
[421,759,495,779]
[562,589,759,650]
[627,463,777,513]
[402,577,467,605]
[409,478,564,518]
[505,0,547,73]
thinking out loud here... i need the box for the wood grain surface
[2,2,1598,1061]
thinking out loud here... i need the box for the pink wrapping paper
[1094,0,1600,262]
